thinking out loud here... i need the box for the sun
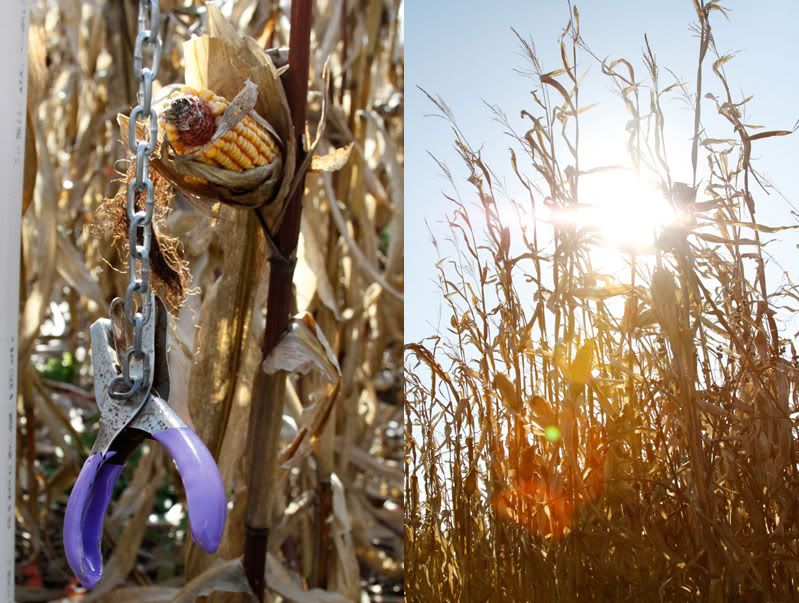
[524,168,678,275]
[495,168,678,275]
[578,169,676,253]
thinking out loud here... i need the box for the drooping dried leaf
[55,232,105,310]
[263,312,341,383]
[266,553,352,603]
[493,373,521,413]
[263,313,342,467]
[311,143,354,173]
[568,339,595,385]
[172,558,252,603]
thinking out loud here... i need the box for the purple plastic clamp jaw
[63,429,226,589]
[63,452,123,590]
[153,427,227,553]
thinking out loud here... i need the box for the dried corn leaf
[311,143,354,173]
[172,558,252,603]
[93,587,177,603]
[328,473,361,599]
[266,553,352,603]
[296,209,340,317]
[55,232,104,309]
[568,339,595,385]
[187,210,259,455]
[263,312,341,383]
[264,313,342,467]
[493,373,521,413]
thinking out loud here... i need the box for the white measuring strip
[0,1,29,599]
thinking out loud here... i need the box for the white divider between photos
[0,1,30,599]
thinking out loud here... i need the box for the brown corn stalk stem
[242,0,313,600]
[314,476,333,587]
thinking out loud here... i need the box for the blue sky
[405,0,799,344]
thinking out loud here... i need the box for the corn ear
[162,86,280,173]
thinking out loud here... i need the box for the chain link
[110,0,162,400]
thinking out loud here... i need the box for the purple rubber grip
[153,428,226,552]
[63,452,123,589]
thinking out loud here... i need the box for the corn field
[17,0,403,601]
[405,3,799,601]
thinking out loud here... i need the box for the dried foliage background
[405,3,799,601]
[16,1,403,601]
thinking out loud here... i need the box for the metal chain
[110,0,162,399]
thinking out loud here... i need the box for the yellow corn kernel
[249,126,278,159]
[181,86,213,102]
[244,115,276,148]
[230,132,260,164]
[215,137,253,171]
[209,101,227,116]
[220,132,255,165]
[184,175,208,186]
[208,139,241,171]
[237,126,275,163]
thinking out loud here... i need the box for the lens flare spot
[544,425,561,442]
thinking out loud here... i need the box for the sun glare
[579,169,676,252]
[508,169,679,274]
